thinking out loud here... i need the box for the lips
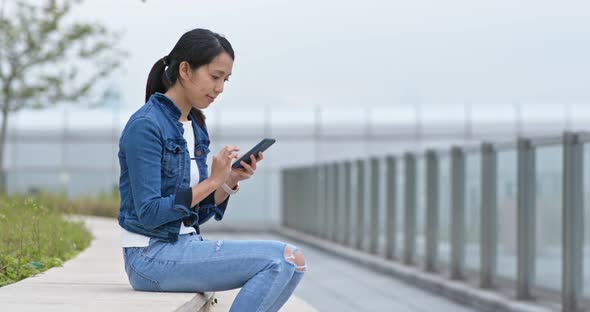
[207,95,215,102]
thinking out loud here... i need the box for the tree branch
[0,0,125,112]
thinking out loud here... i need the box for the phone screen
[232,138,276,169]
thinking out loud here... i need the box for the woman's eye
[212,75,229,82]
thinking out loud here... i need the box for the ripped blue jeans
[122,233,306,312]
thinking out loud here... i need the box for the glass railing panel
[535,145,563,291]
[65,143,115,167]
[583,143,590,298]
[438,154,452,266]
[12,142,62,167]
[465,152,482,272]
[395,160,405,257]
[6,172,62,194]
[497,149,518,281]
[416,157,426,261]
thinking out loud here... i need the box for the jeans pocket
[128,265,162,292]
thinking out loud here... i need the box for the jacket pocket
[163,138,185,179]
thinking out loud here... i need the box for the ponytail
[145,56,169,103]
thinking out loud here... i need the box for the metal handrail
[281,130,587,311]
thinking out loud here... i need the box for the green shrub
[0,198,92,287]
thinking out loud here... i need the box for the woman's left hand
[227,152,263,184]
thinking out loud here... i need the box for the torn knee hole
[284,246,306,272]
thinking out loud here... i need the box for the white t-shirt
[120,120,199,247]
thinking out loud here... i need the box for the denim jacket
[118,93,229,242]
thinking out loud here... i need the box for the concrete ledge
[275,226,557,312]
[0,216,213,312]
[176,292,215,312]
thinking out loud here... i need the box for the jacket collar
[151,92,182,121]
[151,92,205,129]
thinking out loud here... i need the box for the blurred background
[4,0,590,221]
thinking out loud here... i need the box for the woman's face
[180,52,233,110]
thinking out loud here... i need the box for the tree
[0,0,125,193]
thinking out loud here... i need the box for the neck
[164,86,191,122]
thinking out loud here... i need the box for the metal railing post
[385,156,397,260]
[562,132,584,312]
[369,157,380,254]
[290,168,303,229]
[293,168,300,230]
[425,150,439,272]
[356,159,365,250]
[290,168,296,229]
[451,146,466,279]
[292,168,298,232]
[308,166,312,232]
[333,162,341,243]
[305,167,314,234]
[311,165,320,236]
[342,161,352,246]
[298,168,304,231]
[317,164,326,238]
[282,169,290,228]
[517,138,536,299]
[331,163,340,242]
[481,143,498,288]
[404,153,417,265]
[324,163,332,240]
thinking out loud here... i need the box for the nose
[214,81,224,94]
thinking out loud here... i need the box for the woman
[117,28,306,312]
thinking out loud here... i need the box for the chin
[193,102,210,110]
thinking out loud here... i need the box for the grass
[0,197,93,287]
[23,187,120,219]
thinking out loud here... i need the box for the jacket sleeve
[196,191,230,225]
[122,117,195,229]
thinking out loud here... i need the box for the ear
[178,61,192,82]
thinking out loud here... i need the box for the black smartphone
[232,138,276,169]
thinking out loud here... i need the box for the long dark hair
[145,28,234,126]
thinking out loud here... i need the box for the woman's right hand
[209,145,240,187]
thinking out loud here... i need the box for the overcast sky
[12,0,590,127]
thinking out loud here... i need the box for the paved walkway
[0,216,316,312]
